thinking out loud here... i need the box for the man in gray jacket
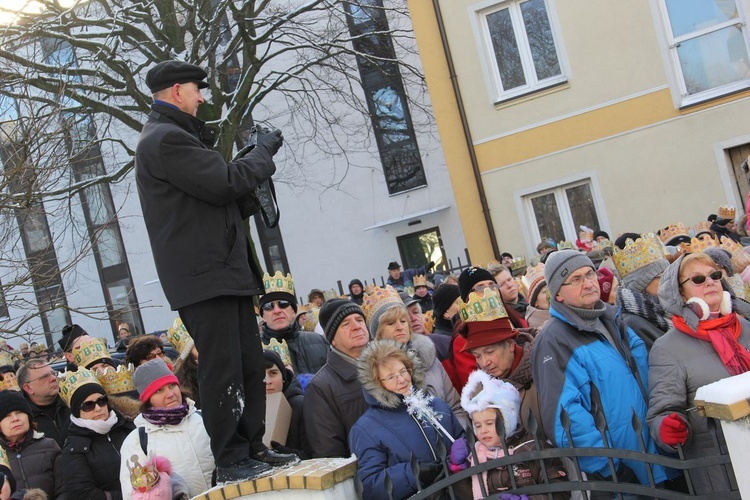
[136,60,294,482]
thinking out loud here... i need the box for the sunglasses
[680,270,723,286]
[79,395,108,413]
[261,300,292,312]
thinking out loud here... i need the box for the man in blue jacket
[531,250,669,495]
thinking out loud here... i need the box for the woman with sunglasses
[647,252,750,494]
[58,368,135,499]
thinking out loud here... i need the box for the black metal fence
[356,385,739,500]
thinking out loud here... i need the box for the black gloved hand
[270,440,297,456]
[417,462,442,486]
[257,128,284,156]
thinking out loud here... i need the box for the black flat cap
[145,60,209,93]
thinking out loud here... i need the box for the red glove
[659,413,688,446]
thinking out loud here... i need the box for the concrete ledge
[192,457,358,500]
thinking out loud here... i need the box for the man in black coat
[135,60,294,482]
[18,359,71,447]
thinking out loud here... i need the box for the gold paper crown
[413,275,429,287]
[687,234,719,253]
[362,285,404,325]
[658,223,689,245]
[423,310,434,334]
[458,288,508,323]
[0,443,9,469]
[726,275,750,301]
[302,307,320,332]
[95,363,136,395]
[557,241,575,250]
[0,372,20,392]
[521,263,546,297]
[612,233,666,279]
[266,338,292,368]
[509,257,526,272]
[57,368,102,407]
[72,338,111,369]
[693,221,712,234]
[719,236,750,273]
[31,343,47,354]
[718,205,736,220]
[128,455,160,492]
[578,229,594,239]
[0,351,13,368]
[595,238,614,249]
[167,318,195,359]
[262,271,295,296]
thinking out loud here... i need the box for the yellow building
[408,0,750,263]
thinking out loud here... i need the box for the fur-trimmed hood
[406,332,436,366]
[358,339,426,409]
[109,393,142,421]
[460,370,520,436]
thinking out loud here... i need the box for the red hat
[597,267,615,303]
[460,318,518,352]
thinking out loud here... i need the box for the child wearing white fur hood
[450,370,570,499]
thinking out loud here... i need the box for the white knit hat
[460,370,521,436]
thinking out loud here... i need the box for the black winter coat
[135,102,275,310]
[2,431,66,499]
[26,396,70,448]
[261,323,328,375]
[283,377,309,458]
[59,413,135,500]
[303,349,368,458]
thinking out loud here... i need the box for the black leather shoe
[216,457,272,483]
[253,448,300,466]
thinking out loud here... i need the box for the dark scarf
[673,313,750,376]
[262,320,300,341]
[3,428,33,452]
[617,286,670,332]
[141,402,190,426]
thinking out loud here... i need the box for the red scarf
[672,313,750,376]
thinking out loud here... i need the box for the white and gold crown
[612,233,666,279]
[718,205,736,220]
[413,275,429,288]
[72,338,111,369]
[302,307,320,332]
[719,236,750,273]
[95,363,136,395]
[458,288,508,323]
[557,241,575,250]
[57,368,102,407]
[167,318,195,360]
[262,271,295,296]
[266,337,292,368]
[687,234,719,253]
[128,455,160,492]
[509,257,526,272]
[521,263,546,298]
[658,223,690,245]
[0,371,20,392]
[693,221,712,235]
[0,351,13,368]
[362,285,403,325]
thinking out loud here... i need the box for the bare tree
[0,0,429,339]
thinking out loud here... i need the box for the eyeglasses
[680,270,723,286]
[79,395,108,413]
[261,300,292,312]
[560,270,598,288]
[380,368,411,384]
[145,349,165,361]
[26,370,58,383]
[474,283,500,294]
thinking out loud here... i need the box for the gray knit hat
[133,358,179,403]
[621,258,669,294]
[544,250,596,299]
[703,247,733,276]
[319,298,366,344]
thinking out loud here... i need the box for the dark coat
[25,395,70,448]
[303,349,368,458]
[261,323,328,375]
[59,413,135,500]
[3,431,66,499]
[283,377,309,459]
[135,102,274,310]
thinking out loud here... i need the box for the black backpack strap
[138,427,148,455]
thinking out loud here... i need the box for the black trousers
[179,295,266,467]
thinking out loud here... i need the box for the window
[524,179,603,245]
[659,0,750,106]
[343,0,427,194]
[476,0,566,103]
[396,227,448,273]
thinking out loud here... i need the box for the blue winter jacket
[531,301,668,485]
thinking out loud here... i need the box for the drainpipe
[431,0,501,260]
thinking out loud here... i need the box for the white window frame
[655,0,750,107]
[470,0,568,104]
[513,171,610,256]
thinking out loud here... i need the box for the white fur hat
[461,370,521,437]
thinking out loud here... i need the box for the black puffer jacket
[2,431,66,499]
[59,412,135,500]
[25,396,70,448]
[261,322,328,375]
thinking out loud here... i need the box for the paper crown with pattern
[718,205,736,220]
[302,306,320,332]
[657,223,690,245]
[167,318,195,360]
[262,271,295,296]
[362,285,403,324]
[509,257,526,272]
[719,236,750,273]
[0,443,8,469]
[687,234,719,253]
[693,221,712,235]
[0,351,13,368]
[557,241,575,250]
[423,310,435,334]
[413,274,429,287]
[128,456,160,492]
[0,371,20,392]
[72,338,111,369]
[612,233,667,279]
[95,363,136,395]
[266,337,292,368]
[58,368,102,407]
[458,288,508,323]
[521,263,546,298]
